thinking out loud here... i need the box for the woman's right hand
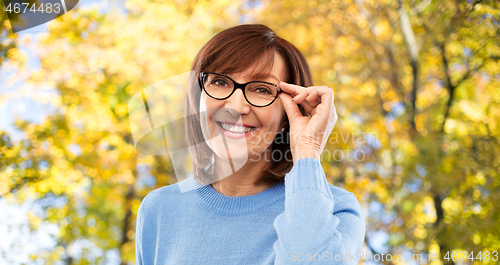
[278,82,338,163]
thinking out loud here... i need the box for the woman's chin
[210,140,247,159]
[215,151,249,163]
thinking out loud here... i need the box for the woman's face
[199,52,287,164]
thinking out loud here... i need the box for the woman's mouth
[216,121,257,139]
[216,121,257,134]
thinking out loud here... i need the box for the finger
[299,101,314,115]
[314,86,333,105]
[311,87,333,120]
[292,89,309,103]
[305,88,320,103]
[281,85,315,115]
[279,81,306,97]
[286,89,315,115]
[278,92,303,120]
[295,87,322,108]
[322,89,334,112]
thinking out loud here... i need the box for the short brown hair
[185,24,312,186]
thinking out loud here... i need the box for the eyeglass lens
[202,73,278,106]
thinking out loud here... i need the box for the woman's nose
[224,89,251,115]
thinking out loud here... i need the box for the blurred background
[1,0,499,264]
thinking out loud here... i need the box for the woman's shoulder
[139,178,198,211]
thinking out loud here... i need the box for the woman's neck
[211,150,273,196]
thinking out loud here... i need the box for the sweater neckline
[195,181,285,216]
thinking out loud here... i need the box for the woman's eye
[212,79,228,86]
[256,87,271,94]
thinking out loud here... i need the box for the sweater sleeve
[273,157,365,264]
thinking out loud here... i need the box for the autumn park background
[1,0,499,264]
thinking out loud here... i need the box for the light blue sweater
[135,158,365,264]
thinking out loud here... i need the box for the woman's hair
[185,24,312,186]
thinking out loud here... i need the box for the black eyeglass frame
[199,72,282,107]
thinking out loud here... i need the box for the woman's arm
[274,82,364,263]
[273,157,365,264]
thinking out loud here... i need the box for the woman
[135,24,365,264]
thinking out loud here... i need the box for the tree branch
[439,43,491,133]
[433,193,444,228]
[438,41,456,134]
[398,0,420,133]
[120,176,137,265]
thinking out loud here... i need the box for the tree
[258,0,500,263]
[2,0,499,264]
[1,1,242,263]
[0,1,18,66]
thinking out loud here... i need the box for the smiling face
[199,52,288,164]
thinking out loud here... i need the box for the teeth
[219,122,255,133]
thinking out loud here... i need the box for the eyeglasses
[199,72,281,107]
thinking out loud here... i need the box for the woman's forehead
[211,52,287,82]
[248,52,287,81]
